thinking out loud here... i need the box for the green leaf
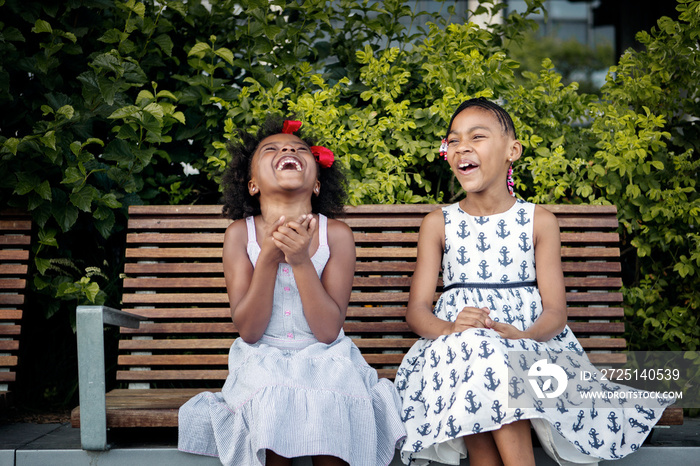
[188,42,210,57]
[32,19,53,34]
[70,185,98,212]
[34,257,52,275]
[61,167,84,185]
[108,105,141,120]
[35,181,52,201]
[53,203,79,232]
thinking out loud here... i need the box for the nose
[280,144,296,153]
[455,140,472,153]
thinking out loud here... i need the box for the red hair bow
[282,120,302,134]
[311,146,334,168]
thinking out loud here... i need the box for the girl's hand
[259,216,286,264]
[449,306,491,334]
[272,214,317,265]
[485,319,527,340]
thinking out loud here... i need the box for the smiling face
[445,107,521,197]
[248,133,319,197]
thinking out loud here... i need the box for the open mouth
[275,156,303,171]
[457,160,479,173]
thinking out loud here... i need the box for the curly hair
[221,114,347,220]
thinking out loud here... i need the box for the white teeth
[276,156,302,171]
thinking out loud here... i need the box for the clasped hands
[261,214,316,266]
[449,306,527,340]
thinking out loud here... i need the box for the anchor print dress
[394,200,671,466]
[178,214,406,466]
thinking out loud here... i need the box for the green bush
[1,0,698,406]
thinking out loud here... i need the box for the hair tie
[311,146,334,168]
[282,120,302,134]
[439,138,449,160]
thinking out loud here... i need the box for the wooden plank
[128,218,230,230]
[120,339,235,350]
[0,220,32,231]
[124,263,224,274]
[125,247,223,259]
[0,264,29,275]
[116,369,228,381]
[0,325,21,336]
[0,235,31,245]
[0,295,23,305]
[127,233,224,244]
[0,279,27,289]
[0,310,23,320]
[0,373,17,382]
[0,356,18,366]
[122,293,228,304]
[0,340,20,350]
[129,205,225,215]
[118,354,227,366]
[0,250,29,261]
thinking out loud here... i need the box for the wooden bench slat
[0,325,22,336]
[0,340,21,350]
[0,235,31,245]
[116,337,626,352]
[117,369,229,381]
[0,356,18,366]
[0,294,23,307]
[0,279,27,289]
[0,373,17,382]
[0,250,30,261]
[0,220,32,231]
[0,310,23,320]
[0,264,29,275]
[127,232,224,244]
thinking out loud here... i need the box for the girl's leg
[490,420,535,466]
[311,455,348,466]
[463,432,504,466]
[266,450,293,466]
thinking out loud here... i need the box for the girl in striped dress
[178,116,405,465]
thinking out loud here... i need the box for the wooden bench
[0,210,31,404]
[70,204,682,450]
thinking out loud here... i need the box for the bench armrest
[76,305,146,450]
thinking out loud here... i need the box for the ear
[508,140,523,163]
[313,180,321,196]
[248,180,258,196]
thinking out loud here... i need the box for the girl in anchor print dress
[394,98,671,466]
[178,116,405,466]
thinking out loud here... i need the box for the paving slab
[0,419,697,466]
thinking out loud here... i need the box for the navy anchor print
[394,200,669,465]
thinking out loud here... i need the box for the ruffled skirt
[178,334,406,465]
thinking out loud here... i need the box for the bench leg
[76,305,108,450]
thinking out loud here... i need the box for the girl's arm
[487,205,567,341]
[407,210,491,339]
[275,216,355,344]
[406,210,453,339]
[224,217,285,343]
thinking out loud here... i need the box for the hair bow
[311,146,334,168]
[282,120,302,134]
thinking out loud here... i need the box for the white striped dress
[178,214,406,465]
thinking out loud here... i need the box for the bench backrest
[0,210,31,397]
[118,204,624,386]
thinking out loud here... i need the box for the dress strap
[245,216,257,245]
[318,214,328,247]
